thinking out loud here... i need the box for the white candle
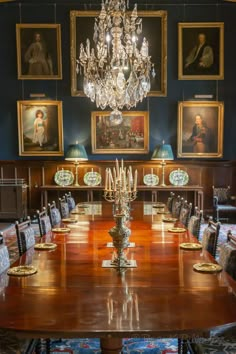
[133,169,138,191]
[121,158,124,171]
[116,159,119,179]
[114,174,117,191]
[123,171,126,191]
[127,171,131,192]
[105,168,108,190]
[109,169,114,184]
[108,170,111,191]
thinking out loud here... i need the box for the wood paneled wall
[0,160,235,216]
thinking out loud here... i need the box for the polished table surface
[0,201,236,340]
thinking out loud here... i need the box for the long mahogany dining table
[1,201,236,352]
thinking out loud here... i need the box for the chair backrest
[0,232,10,274]
[201,219,221,258]
[48,201,61,227]
[15,217,36,256]
[166,192,175,213]
[65,192,76,211]
[179,200,192,227]
[188,207,203,240]
[172,196,184,219]
[213,185,231,204]
[218,230,236,281]
[58,196,70,218]
[36,207,52,237]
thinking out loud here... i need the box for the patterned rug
[42,338,179,354]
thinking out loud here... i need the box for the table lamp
[65,142,88,186]
[151,141,174,187]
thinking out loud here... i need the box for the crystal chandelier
[77,0,155,120]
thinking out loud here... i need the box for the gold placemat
[34,243,57,250]
[52,227,71,233]
[180,243,202,250]
[193,263,223,273]
[62,218,78,223]
[168,227,186,233]
[162,217,178,223]
[7,265,37,276]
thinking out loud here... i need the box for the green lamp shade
[65,143,88,161]
[151,143,174,161]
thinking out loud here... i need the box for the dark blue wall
[0,1,236,161]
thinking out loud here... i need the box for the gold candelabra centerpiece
[102,159,138,271]
[104,158,137,217]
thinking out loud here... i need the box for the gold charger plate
[162,217,178,222]
[193,262,223,273]
[52,227,71,233]
[168,227,186,233]
[62,218,77,223]
[153,203,165,208]
[70,210,85,215]
[7,265,37,276]
[34,243,57,250]
[180,243,202,250]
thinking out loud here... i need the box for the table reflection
[107,280,139,329]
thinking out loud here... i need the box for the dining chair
[48,201,61,227]
[172,195,184,219]
[0,232,10,274]
[15,217,36,256]
[36,207,52,237]
[166,192,175,213]
[65,192,76,211]
[58,196,70,218]
[0,329,40,354]
[212,185,236,222]
[179,200,192,227]
[218,230,236,281]
[201,219,221,258]
[187,324,236,354]
[187,207,203,240]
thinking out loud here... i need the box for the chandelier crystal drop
[77,0,155,117]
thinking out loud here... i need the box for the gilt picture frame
[16,23,62,80]
[17,100,64,156]
[70,10,167,97]
[177,101,224,158]
[178,22,224,80]
[91,111,149,154]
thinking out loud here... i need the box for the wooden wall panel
[0,160,235,217]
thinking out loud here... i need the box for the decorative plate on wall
[54,170,74,186]
[169,169,189,186]
[84,171,102,186]
[143,174,159,186]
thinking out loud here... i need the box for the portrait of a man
[177,101,224,158]
[16,24,62,80]
[178,22,224,80]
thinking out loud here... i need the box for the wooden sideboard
[0,183,27,220]
[40,184,204,210]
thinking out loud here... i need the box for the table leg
[100,337,123,354]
